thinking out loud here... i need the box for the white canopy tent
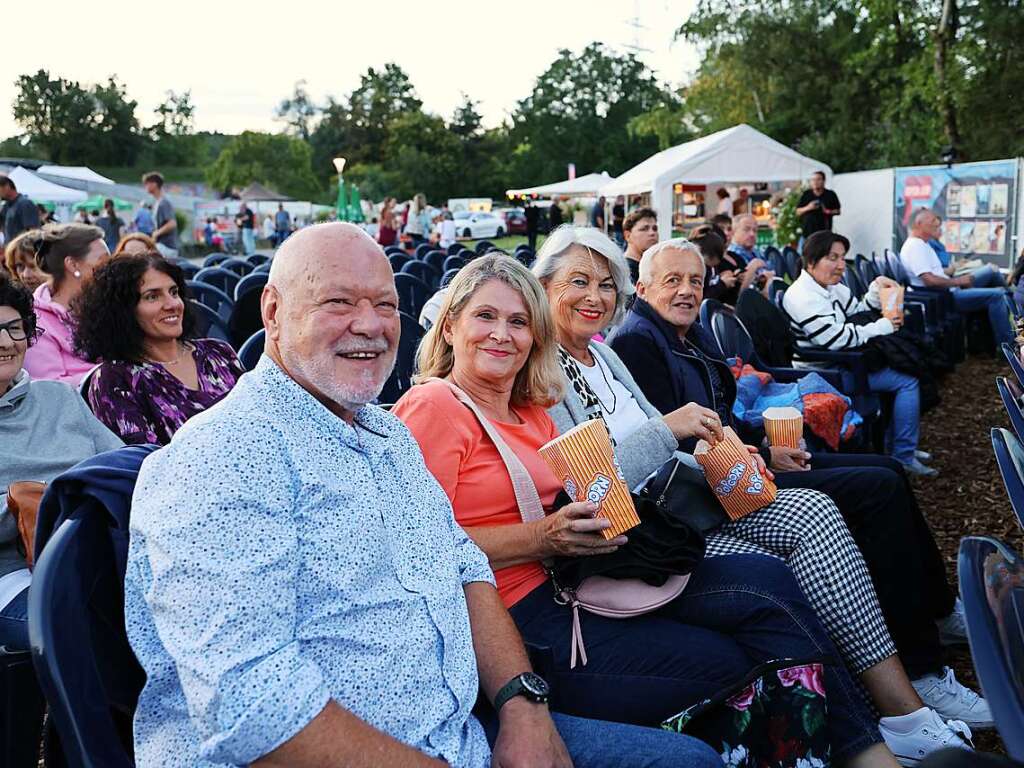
[36,165,116,186]
[506,171,614,198]
[601,124,832,236]
[7,166,88,204]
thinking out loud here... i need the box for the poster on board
[894,159,1018,266]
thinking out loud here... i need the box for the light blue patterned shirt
[125,355,496,767]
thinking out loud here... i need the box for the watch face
[521,672,549,697]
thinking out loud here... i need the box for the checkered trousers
[706,487,896,675]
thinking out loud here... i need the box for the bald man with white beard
[123,223,720,768]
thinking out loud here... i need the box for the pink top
[23,283,95,385]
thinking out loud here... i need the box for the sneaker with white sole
[911,667,993,729]
[880,707,973,767]
[901,458,939,478]
[915,450,933,463]
[937,597,970,647]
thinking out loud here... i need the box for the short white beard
[281,345,397,413]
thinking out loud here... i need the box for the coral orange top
[393,380,563,608]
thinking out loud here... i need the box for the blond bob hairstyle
[415,253,564,407]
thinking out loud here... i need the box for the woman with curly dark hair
[74,252,245,445]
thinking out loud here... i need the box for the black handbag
[640,457,730,534]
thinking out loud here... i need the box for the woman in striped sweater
[781,231,931,476]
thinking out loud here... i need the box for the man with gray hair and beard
[123,223,719,768]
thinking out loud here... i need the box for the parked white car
[454,211,505,239]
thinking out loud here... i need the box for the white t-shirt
[900,236,948,289]
[439,220,457,248]
[577,352,649,445]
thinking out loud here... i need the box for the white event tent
[506,171,614,199]
[601,124,831,236]
[36,165,116,186]
[7,166,88,204]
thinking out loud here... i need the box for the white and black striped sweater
[782,270,894,364]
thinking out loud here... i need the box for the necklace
[146,341,190,366]
[590,354,618,415]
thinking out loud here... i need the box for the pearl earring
[73,270,82,278]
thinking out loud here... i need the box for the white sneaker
[937,597,970,647]
[911,667,994,729]
[902,458,940,478]
[915,449,933,463]
[879,707,973,766]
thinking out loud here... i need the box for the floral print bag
[661,658,830,767]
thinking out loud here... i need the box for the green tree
[206,131,321,200]
[275,80,319,141]
[509,43,678,185]
[148,90,201,166]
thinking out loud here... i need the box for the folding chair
[233,272,268,302]
[401,260,440,291]
[1003,343,1024,390]
[424,251,447,275]
[217,257,254,277]
[394,274,431,319]
[186,280,234,323]
[378,312,424,405]
[188,300,233,346]
[193,266,240,298]
[997,377,1024,443]
[202,253,230,268]
[957,536,1024,759]
[238,329,266,371]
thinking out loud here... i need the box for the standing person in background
[548,198,563,230]
[0,174,41,244]
[611,196,625,247]
[235,202,256,256]
[715,188,732,216]
[405,193,430,247]
[274,203,292,247]
[732,188,750,217]
[524,201,540,252]
[134,203,155,236]
[622,207,659,284]
[142,172,179,259]
[378,198,398,247]
[796,171,842,239]
[589,196,606,231]
[262,212,275,244]
[97,198,125,253]
[438,210,457,250]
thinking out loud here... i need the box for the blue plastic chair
[991,427,1024,532]
[186,280,234,323]
[389,253,411,272]
[194,266,240,298]
[238,329,266,371]
[378,312,424,405]
[424,251,447,274]
[170,260,199,280]
[447,242,466,256]
[385,246,407,258]
[781,246,801,281]
[443,255,466,273]
[234,271,268,302]
[247,253,271,266]
[188,300,233,346]
[29,512,141,768]
[202,252,229,268]
[957,535,1024,759]
[441,268,461,288]
[475,240,495,256]
[414,243,433,260]
[253,261,272,274]
[998,378,1024,444]
[1004,343,1024,390]
[217,257,254,277]
[394,273,432,319]
[401,260,439,290]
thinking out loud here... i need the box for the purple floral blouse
[87,338,246,446]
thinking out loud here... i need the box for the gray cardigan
[547,341,677,489]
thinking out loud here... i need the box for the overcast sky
[2,0,699,141]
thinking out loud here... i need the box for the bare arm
[253,701,445,768]
[919,271,970,289]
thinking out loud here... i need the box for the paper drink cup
[693,427,777,520]
[762,406,803,449]
[539,419,640,540]
[879,283,905,323]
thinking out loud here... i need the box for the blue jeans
[477,706,721,768]
[970,265,1005,288]
[510,554,881,763]
[0,585,29,651]
[844,367,920,463]
[241,228,256,255]
[954,287,1015,347]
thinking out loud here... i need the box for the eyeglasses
[0,317,32,342]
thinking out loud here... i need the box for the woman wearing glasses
[0,274,122,650]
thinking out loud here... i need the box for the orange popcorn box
[879,283,905,323]
[762,406,803,449]
[539,419,641,540]
[693,427,777,521]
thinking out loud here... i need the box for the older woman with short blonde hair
[393,252,891,765]
[3,229,48,292]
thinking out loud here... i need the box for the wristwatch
[493,672,550,712]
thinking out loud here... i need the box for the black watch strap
[494,672,550,712]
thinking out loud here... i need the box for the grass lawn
[457,234,546,253]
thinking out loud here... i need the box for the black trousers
[775,452,955,678]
